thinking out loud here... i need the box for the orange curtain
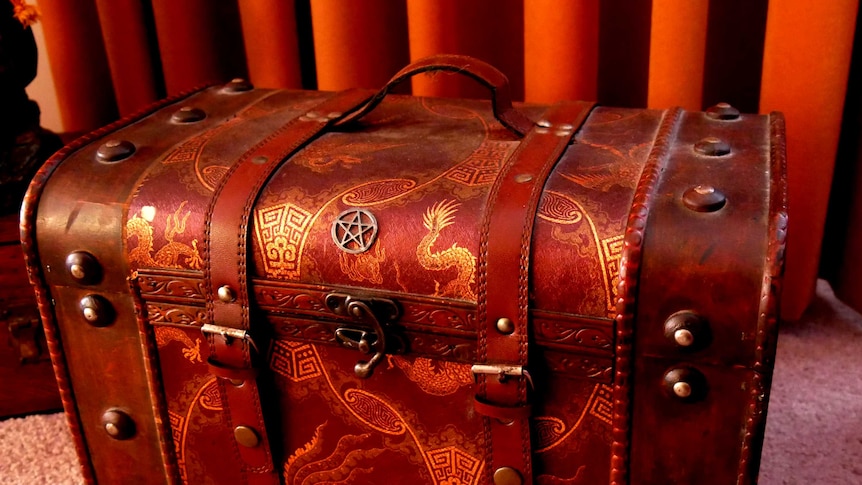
[760,0,860,320]
[34,1,862,320]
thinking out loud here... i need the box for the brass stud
[673,381,693,398]
[171,106,206,123]
[537,119,552,128]
[101,409,135,440]
[223,78,253,93]
[234,425,260,448]
[705,102,741,120]
[674,328,695,347]
[66,251,101,285]
[96,139,136,162]
[493,466,523,485]
[217,285,236,303]
[496,317,515,335]
[252,155,268,165]
[326,111,343,119]
[682,185,726,213]
[663,367,707,402]
[664,310,709,350]
[79,294,115,327]
[693,137,731,156]
[513,173,533,184]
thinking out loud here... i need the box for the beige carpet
[1,280,860,484]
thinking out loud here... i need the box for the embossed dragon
[417,200,477,301]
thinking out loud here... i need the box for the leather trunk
[22,56,786,484]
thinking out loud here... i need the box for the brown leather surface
[476,100,593,483]
[204,89,373,483]
[25,64,785,484]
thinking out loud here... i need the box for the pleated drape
[760,0,860,320]
[31,0,862,320]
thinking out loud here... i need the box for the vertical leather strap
[203,88,373,484]
[476,100,594,484]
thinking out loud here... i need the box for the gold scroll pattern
[538,191,623,317]
[127,201,203,270]
[169,377,224,483]
[272,342,483,484]
[534,383,614,453]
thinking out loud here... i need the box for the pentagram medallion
[331,208,379,254]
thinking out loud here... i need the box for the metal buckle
[471,364,535,390]
[201,323,260,354]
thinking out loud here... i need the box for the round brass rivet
[673,381,693,398]
[493,466,523,485]
[171,106,206,123]
[706,102,741,120]
[229,379,244,387]
[537,119,552,128]
[558,123,574,131]
[674,328,695,347]
[682,185,726,213]
[513,173,533,184]
[306,111,320,118]
[96,139,136,162]
[102,409,135,440]
[79,294,115,327]
[217,285,235,303]
[327,111,343,119]
[496,317,515,335]
[693,137,731,156]
[252,155,268,165]
[66,251,101,285]
[234,425,260,448]
[223,78,253,92]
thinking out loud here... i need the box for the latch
[325,292,404,378]
[3,306,48,364]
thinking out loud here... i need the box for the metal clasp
[201,323,260,354]
[325,292,403,378]
[471,363,535,389]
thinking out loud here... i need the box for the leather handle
[338,54,534,137]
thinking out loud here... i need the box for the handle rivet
[171,106,206,123]
[496,317,515,335]
[217,285,236,303]
[234,426,260,448]
[223,78,253,93]
[513,173,533,184]
[493,466,522,485]
[663,367,707,402]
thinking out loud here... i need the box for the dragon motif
[126,201,202,270]
[417,200,476,301]
[154,201,203,269]
[154,326,202,364]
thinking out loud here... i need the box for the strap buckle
[201,323,260,354]
[471,363,535,390]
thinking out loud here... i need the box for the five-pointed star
[336,211,375,250]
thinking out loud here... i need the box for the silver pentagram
[331,209,379,254]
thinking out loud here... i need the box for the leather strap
[203,89,374,484]
[476,100,594,484]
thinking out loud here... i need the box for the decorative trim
[19,83,212,484]
[736,112,788,484]
[610,107,682,485]
[131,279,182,484]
